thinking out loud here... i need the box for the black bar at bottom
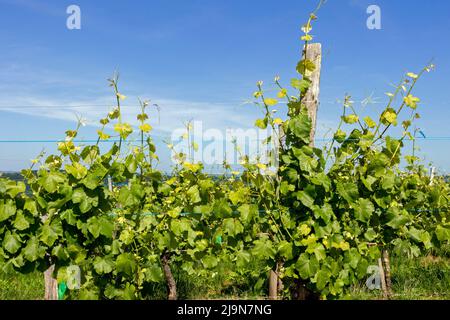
[0,300,444,319]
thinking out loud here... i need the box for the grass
[0,268,44,300]
[350,249,450,300]
[1,251,448,300]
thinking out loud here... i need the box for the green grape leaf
[296,253,319,279]
[116,253,137,276]
[3,231,21,254]
[93,256,114,274]
[354,198,374,222]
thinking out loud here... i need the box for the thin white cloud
[0,93,261,139]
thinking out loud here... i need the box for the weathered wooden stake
[44,265,58,300]
[43,211,58,300]
[378,257,387,299]
[269,262,285,300]
[268,270,278,300]
[303,43,322,147]
[382,249,393,299]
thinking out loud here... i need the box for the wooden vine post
[43,211,58,300]
[269,43,322,300]
[368,242,392,299]
[381,249,393,299]
[377,255,387,296]
[304,43,322,148]
[44,263,58,300]
[268,269,278,300]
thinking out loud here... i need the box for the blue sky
[0,0,449,173]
